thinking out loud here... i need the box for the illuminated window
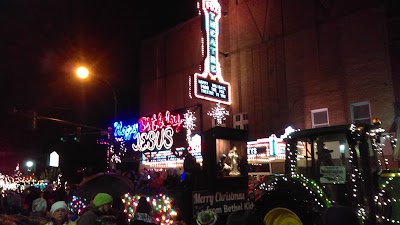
[212,118,226,127]
[236,115,241,122]
[311,108,329,128]
[233,112,248,130]
[351,102,371,124]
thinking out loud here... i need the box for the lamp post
[75,66,118,121]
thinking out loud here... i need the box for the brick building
[139,0,400,169]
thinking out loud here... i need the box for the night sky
[0,0,198,175]
[1,0,198,125]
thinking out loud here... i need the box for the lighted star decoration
[207,102,229,126]
[183,110,196,142]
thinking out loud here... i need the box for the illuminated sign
[49,151,59,167]
[247,126,295,163]
[196,77,228,102]
[191,0,231,105]
[134,111,183,152]
[114,122,139,141]
[113,111,184,152]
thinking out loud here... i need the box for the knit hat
[32,198,47,212]
[93,193,113,207]
[50,201,68,214]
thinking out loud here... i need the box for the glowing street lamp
[76,66,89,79]
[26,161,34,168]
[75,66,118,121]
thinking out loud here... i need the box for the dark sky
[0,0,198,173]
[0,0,198,127]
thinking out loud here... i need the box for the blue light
[113,121,139,141]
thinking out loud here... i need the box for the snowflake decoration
[207,102,229,126]
[183,110,196,142]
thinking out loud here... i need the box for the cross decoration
[207,102,229,126]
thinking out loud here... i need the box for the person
[225,210,263,225]
[228,147,240,176]
[164,169,180,189]
[131,197,156,225]
[77,193,114,225]
[0,187,5,214]
[216,154,231,177]
[46,201,76,225]
[32,191,47,216]
[147,172,164,190]
[95,215,118,225]
[6,190,22,215]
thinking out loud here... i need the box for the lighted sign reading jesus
[191,0,231,105]
[132,111,184,152]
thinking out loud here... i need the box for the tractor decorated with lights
[254,123,400,225]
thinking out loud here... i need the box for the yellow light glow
[76,66,89,79]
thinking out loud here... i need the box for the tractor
[255,123,400,225]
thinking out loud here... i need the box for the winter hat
[136,197,152,214]
[50,201,68,214]
[93,193,113,207]
[32,198,47,212]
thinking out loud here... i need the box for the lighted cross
[207,102,229,126]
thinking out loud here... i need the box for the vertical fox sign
[191,0,231,105]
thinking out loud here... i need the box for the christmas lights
[69,195,88,216]
[207,102,229,126]
[122,193,177,225]
[183,110,196,142]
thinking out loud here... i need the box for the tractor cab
[287,124,382,207]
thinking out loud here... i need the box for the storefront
[246,126,295,180]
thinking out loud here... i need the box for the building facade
[139,0,400,170]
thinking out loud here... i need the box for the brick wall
[140,0,395,139]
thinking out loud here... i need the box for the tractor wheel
[264,207,303,225]
[255,191,324,225]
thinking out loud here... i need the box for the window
[244,124,249,130]
[351,102,371,124]
[311,108,329,128]
[236,115,241,122]
[212,118,226,127]
[233,112,248,130]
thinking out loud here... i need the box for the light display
[207,102,229,126]
[122,193,177,225]
[69,195,88,216]
[190,0,231,105]
[247,126,295,163]
[183,110,196,142]
[114,121,139,141]
[132,111,184,152]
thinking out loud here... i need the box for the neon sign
[114,122,139,141]
[191,0,231,105]
[247,126,296,162]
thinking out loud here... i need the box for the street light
[75,66,118,121]
[26,160,34,168]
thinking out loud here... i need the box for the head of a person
[225,210,263,225]
[96,215,118,225]
[152,171,161,179]
[93,193,114,214]
[136,196,153,215]
[50,201,68,224]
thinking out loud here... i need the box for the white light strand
[207,102,229,126]
[183,110,196,142]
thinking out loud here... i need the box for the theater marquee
[190,0,231,105]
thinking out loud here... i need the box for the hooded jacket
[76,204,103,225]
